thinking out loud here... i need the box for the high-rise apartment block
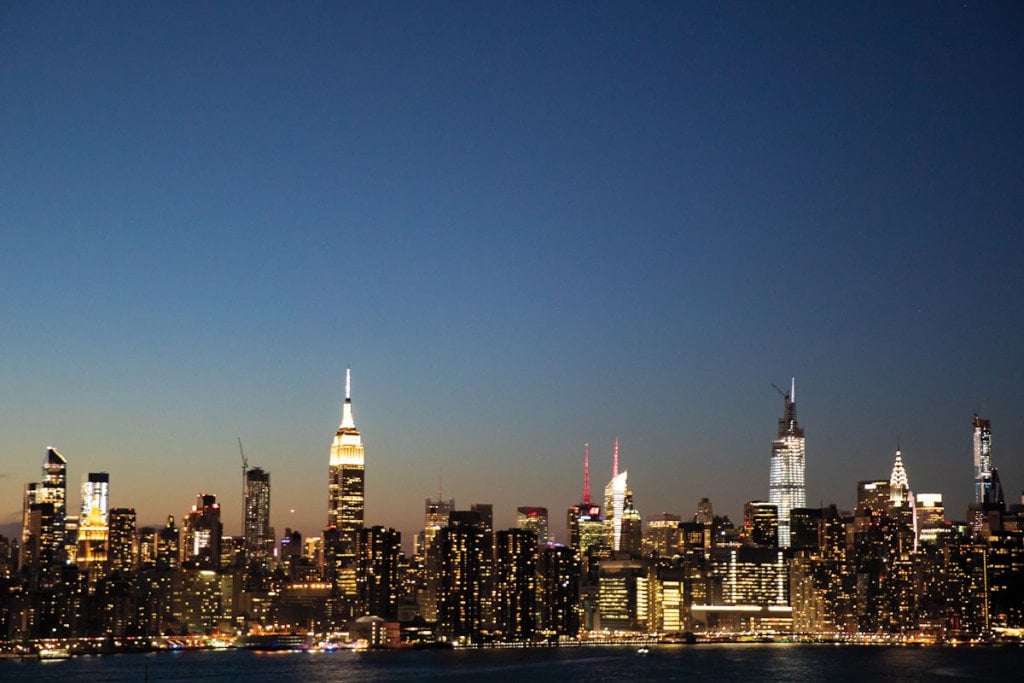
[973,414,993,504]
[494,527,537,641]
[243,467,272,570]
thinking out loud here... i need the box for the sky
[1,2,1022,550]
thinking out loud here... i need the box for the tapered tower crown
[328,368,366,547]
[769,378,806,548]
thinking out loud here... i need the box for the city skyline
[2,3,1022,548]
[5,374,1021,643]
[3,387,1015,553]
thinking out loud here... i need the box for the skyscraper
[620,491,642,556]
[77,472,111,577]
[536,544,581,637]
[357,526,402,620]
[568,443,603,555]
[768,379,805,547]
[181,494,222,568]
[743,501,779,548]
[516,506,549,544]
[437,511,488,642]
[494,528,537,641]
[328,368,365,558]
[604,438,628,552]
[39,447,68,557]
[243,467,272,570]
[80,472,110,523]
[973,414,993,504]
[108,508,137,575]
[416,496,455,557]
[889,446,910,506]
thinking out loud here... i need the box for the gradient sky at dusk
[2,2,1022,548]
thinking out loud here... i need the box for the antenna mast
[583,443,591,506]
[613,437,619,478]
[238,438,248,540]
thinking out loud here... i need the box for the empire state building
[328,368,365,555]
[769,378,805,548]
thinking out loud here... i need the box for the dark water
[3,644,1022,682]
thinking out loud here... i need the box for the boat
[241,634,311,651]
[38,647,71,660]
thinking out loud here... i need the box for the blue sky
[2,2,1022,545]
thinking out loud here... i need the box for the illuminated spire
[890,443,909,506]
[890,446,909,491]
[769,378,805,548]
[340,368,356,430]
[613,437,619,478]
[583,443,591,506]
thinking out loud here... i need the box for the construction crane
[772,378,797,403]
[238,437,249,475]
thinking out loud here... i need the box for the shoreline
[2,632,1020,661]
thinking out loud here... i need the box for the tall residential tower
[973,414,993,504]
[243,467,272,571]
[768,379,805,547]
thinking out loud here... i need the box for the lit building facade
[181,494,222,569]
[620,492,642,557]
[712,546,789,607]
[537,544,581,637]
[568,503,603,556]
[437,511,488,642]
[31,448,69,561]
[568,442,605,555]
[77,472,111,579]
[416,497,454,557]
[357,525,402,620]
[603,438,628,551]
[243,467,272,569]
[973,414,993,504]
[328,368,365,559]
[516,506,549,544]
[768,379,805,548]
[643,513,682,557]
[604,471,628,552]
[889,447,909,506]
[108,507,137,575]
[80,472,109,523]
[597,556,647,631]
[857,480,891,511]
[915,493,945,544]
[494,528,537,641]
[744,501,779,548]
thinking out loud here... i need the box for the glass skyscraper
[244,467,272,569]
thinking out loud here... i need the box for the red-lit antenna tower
[613,436,619,478]
[583,443,591,506]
